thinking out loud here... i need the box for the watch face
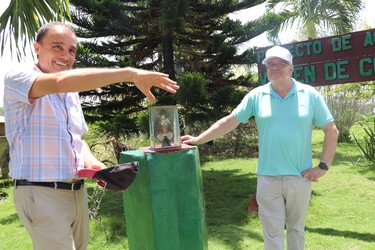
[319,162,328,170]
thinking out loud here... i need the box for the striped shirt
[4,64,88,182]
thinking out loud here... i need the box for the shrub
[198,120,258,159]
[353,116,375,166]
[318,83,375,142]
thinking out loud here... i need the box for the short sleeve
[4,66,42,104]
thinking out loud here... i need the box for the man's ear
[33,41,40,56]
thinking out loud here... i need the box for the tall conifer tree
[69,0,280,133]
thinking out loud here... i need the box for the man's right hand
[131,69,179,102]
[181,135,199,145]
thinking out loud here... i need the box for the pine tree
[69,0,281,136]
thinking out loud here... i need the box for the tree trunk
[162,30,176,81]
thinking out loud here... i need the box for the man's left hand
[302,167,327,182]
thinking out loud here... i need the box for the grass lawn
[0,129,374,249]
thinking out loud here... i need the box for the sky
[0,0,374,107]
[229,0,375,46]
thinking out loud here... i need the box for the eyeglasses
[266,62,291,69]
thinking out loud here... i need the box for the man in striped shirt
[4,22,179,250]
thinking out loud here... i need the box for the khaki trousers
[257,175,312,250]
[13,185,90,250]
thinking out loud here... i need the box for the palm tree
[0,0,70,59]
[266,0,363,40]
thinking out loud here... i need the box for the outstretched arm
[181,114,241,145]
[29,67,178,102]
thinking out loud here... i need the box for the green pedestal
[120,146,208,250]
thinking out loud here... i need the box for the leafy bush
[318,83,375,142]
[198,121,258,159]
[353,116,375,166]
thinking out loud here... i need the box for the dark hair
[36,22,76,43]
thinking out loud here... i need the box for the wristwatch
[318,161,329,171]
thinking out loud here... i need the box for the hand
[181,135,199,145]
[132,69,179,102]
[302,166,327,182]
[90,164,106,170]
[85,160,106,170]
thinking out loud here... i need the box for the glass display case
[149,105,181,150]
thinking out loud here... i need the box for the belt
[14,179,84,191]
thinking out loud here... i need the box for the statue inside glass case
[155,110,174,146]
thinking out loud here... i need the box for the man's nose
[59,49,71,60]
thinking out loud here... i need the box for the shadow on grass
[330,150,375,181]
[0,190,8,200]
[306,227,375,243]
[313,142,359,167]
[0,212,19,225]
[356,163,375,181]
[0,187,18,226]
[202,168,264,248]
[314,141,375,179]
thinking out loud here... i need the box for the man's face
[33,26,77,73]
[266,58,293,82]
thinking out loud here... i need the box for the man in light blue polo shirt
[181,45,339,250]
